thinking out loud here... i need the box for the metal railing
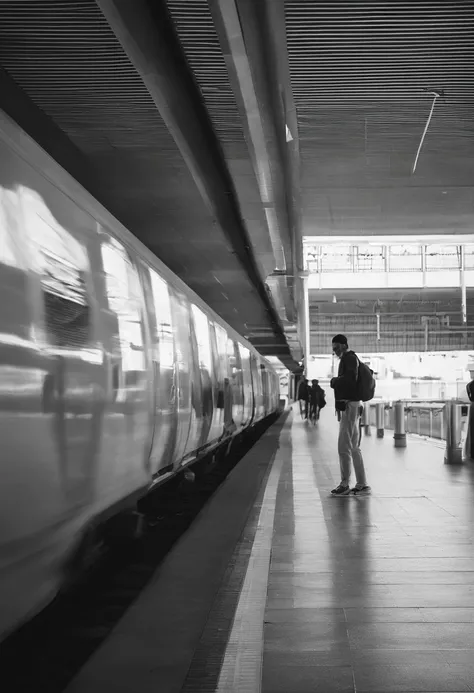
[368,400,447,440]
[364,399,472,464]
[304,244,474,275]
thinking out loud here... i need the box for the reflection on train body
[0,110,281,643]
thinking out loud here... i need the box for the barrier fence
[364,399,472,464]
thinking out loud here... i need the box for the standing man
[330,334,371,496]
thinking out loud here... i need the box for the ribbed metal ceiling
[0,0,177,156]
[0,0,282,349]
[166,0,248,159]
[285,1,474,112]
[285,0,474,230]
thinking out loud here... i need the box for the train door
[185,306,204,457]
[167,287,194,465]
[98,232,151,500]
[238,344,254,425]
[141,267,178,475]
[191,304,215,448]
[261,364,269,415]
[250,353,264,422]
[208,321,225,443]
[228,338,244,430]
[214,324,231,436]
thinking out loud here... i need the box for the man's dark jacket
[332,350,360,404]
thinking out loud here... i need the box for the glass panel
[250,354,263,419]
[238,344,253,424]
[0,187,30,340]
[355,245,385,272]
[214,323,228,381]
[191,304,213,439]
[228,338,244,425]
[321,245,352,272]
[191,304,212,372]
[149,270,174,369]
[304,245,319,273]
[425,244,460,270]
[465,244,474,270]
[147,268,176,472]
[24,189,91,348]
[389,245,422,272]
[0,188,25,269]
[101,237,144,372]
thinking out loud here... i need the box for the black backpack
[356,357,376,402]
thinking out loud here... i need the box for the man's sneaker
[352,485,371,495]
[331,484,351,496]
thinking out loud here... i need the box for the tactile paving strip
[180,415,290,693]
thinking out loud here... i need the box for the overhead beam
[209,0,304,358]
[209,0,289,272]
[95,0,298,367]
[258,0,305,360]
[209,0,296,319]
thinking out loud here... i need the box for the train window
[0,187,30,341]
[149,270,174,368]
[214,324,229,381]
[101,236,144,371]
[228,338,244,405]
[261,364,268,400]
[191,305,212,372]
[0,188,24,269]
[23,188,91,348]
[238,344,253,421]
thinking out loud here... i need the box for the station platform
[66,406,474,693]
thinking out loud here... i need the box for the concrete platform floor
[66,407,474,693]
[264,407,474,693]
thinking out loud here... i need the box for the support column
[376,402,385,438]
[318,246,322,290]
[362,403,371,436]
[303,275,310,376]
[460,245,467,338]
[394,401,407,447]
[421,244,427,287]
[444,402,463,464]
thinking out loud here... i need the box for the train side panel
[0,144,108,640]
[0,109,282,642]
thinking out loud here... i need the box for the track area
[0,412,284,693]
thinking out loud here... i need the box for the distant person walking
[297,378,310,419]
[309,379,325,421]
[330,334,371,496]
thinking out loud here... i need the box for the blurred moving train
[0,110,281,642]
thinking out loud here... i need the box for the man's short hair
[332,333,348,345]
